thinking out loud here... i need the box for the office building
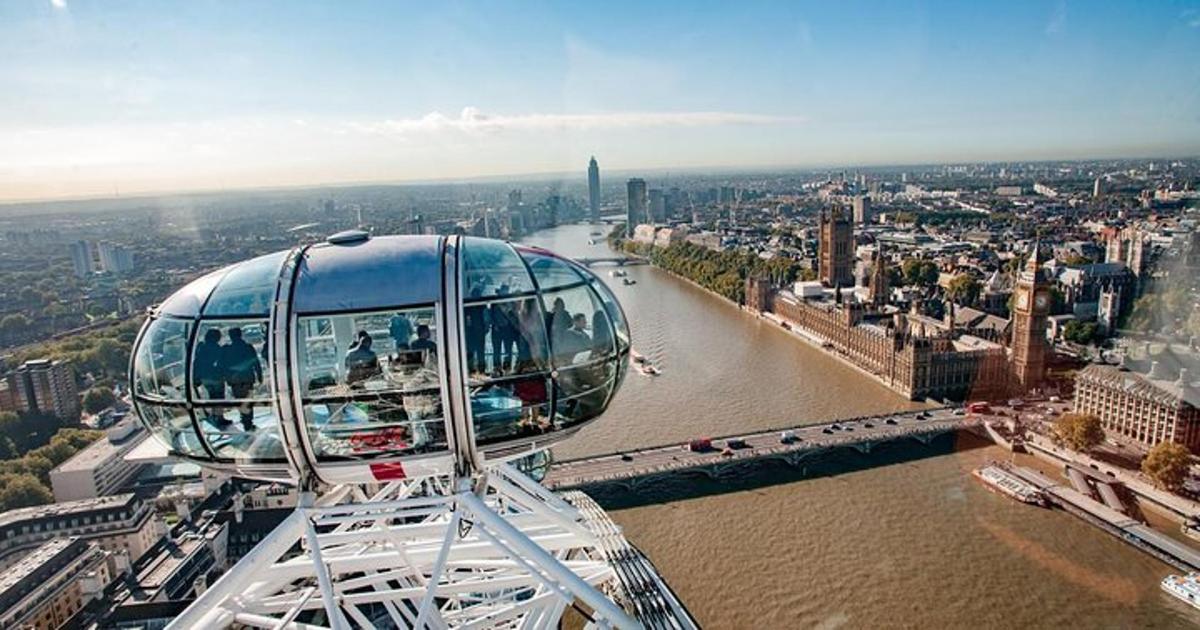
[1075,359,1200,453]
[649,188,666,223]
[0,538,114,630]
[97,241,136,274]
[69,240,93,279]
[51,420,148,502]
[626,178,647,237]
[0,493,160,570]
[587,157,600,223]
[1093,177,1104,198]
[1,359,79,420]
[852,195,872,224]
[818,208,854,288]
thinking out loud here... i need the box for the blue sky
[1,0,1198,201]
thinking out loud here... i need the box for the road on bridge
[544,407,975,489]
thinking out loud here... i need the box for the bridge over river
[544,407,982,491]
[574,255,648,267]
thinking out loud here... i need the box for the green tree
[901,259,939,287]
[0,314,31,338]
[1063,321,1099,345]
[0,473,53,511]
[83,386,117,414]
[946,274,981,306]
[1142,441,1191,492]
[1053,412,1105,452]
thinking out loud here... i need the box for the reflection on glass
[134,317,191,401]
[202,251,288,316]
[139,403,206,457]
[463,238,535,298]
[518,248,587,291]
[192,320,269,401]
[472,374,552,444]
[196,404,286,462]
[297,306,447,460]
[298,307,439,398]
[555,359,619,425]
[591,278,630,353]
[304,393,445,460]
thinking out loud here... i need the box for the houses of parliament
[745,208,1050,402]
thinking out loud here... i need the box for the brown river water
[523,224,1194,629]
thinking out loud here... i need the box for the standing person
[546,297,571,356]
[389,312,413,350]
[219,327,262,431]
[514,298,545,372]
[194,328,226,422]
[489,285,517,374]
[464,287,489,374]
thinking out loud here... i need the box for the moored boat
[1162,573,1200,610]
[972,462,1046,507]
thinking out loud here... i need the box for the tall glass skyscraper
[626,178,647,238]
[588,157,600,223]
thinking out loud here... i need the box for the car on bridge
[779,431,799,444]
[727,438,749,449]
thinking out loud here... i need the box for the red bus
[966,402,991,414]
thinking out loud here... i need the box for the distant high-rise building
[851,195,872,225]
[648,189,666,223]
[507,189,522,210]
[68,240,93,279]
[718,186,736,204]
[97,242,135,274]
[1,359,79,420]
[626,178,647,237]
[587,157,600,223]
[818,209,854,288]
[1010,246,1050,390]
[1093,177,1104,198]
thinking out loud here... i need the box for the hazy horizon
[3,0,1199,202]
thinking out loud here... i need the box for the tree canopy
[1053,412,1105,452]
[1142,441,1191,492]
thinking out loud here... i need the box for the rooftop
[52,422,145,474]
[0,493,137,529]
[0,537,81,596]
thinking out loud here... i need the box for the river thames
[523,223,1194,628]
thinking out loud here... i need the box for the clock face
[1016,291,1029,310]
[1035,293,1049,309]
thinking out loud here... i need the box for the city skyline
[2,0,1200,202]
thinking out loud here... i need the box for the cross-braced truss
[170,464,693,629]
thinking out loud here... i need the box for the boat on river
[1162,573,1200,610]
[972,462,1046,507]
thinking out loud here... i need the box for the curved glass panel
[462,238,535,299]
[133,317,191,402]
[472,375,552,445]
[465,295,549,378]
[590,276,630,353]
[138,403,206,457]
[192,320,270,401]
[196,403,286,463]
[517,248,588,291]
[158,268,227,317]
[540,283,612,368]
[297,306,448,461]
[555,358,619,425]
[203,251,288,316]
[304,394,445,460]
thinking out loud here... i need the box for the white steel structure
[132,233,695,629]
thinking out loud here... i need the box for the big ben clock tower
[1011,243,1050,390]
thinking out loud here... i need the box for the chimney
[1148,360,1169,380]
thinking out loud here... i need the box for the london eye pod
[129,231,631,486]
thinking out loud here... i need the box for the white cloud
[346,107,800,136]
[50,0,67,9]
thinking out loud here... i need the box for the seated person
[345,331,382,386]
[410,324,437,353]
